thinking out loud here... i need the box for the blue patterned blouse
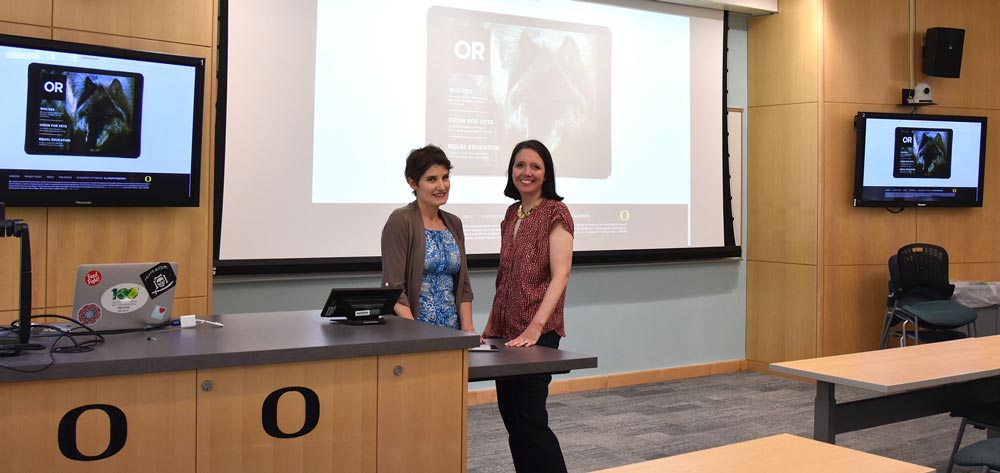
[418,228,462,329]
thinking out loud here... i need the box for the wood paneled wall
[0,0,215,320]
[748,0,1000,362]
[746,0,822,362]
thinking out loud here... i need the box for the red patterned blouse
[485,198,574,340]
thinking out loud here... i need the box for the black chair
[951,437,1000,473]
[946,402,1000,473]
[879,243,978,349]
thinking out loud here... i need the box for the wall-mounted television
[0,34,205,207]
[854,112,987,207]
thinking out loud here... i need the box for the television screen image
[0,34,205,207]
[893,127,952,179]
[854,112,987,207]
[24,64,144,158]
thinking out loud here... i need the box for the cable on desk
[0,315,106,373]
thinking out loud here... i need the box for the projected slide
[218,0,725,264]
[425,7,610,178]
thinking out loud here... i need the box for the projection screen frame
[212,0,740,276]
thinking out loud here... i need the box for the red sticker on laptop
[77,303,101,325]
[85,270,102,286]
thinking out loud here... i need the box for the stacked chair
[879,243,978,349]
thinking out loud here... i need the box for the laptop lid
[72,262,178,332]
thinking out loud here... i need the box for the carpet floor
[467,371,988,472]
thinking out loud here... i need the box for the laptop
[72,262,179,332]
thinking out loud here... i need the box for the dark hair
[405,145,452,195]
[503,139,563,201]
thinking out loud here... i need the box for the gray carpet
[467,371,988,472]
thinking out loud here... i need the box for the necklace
[517,202,539,219]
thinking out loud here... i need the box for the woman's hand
[506,322,542,348]
[394,303,414,320]
[483,312,495,338]
[461,326,484,345]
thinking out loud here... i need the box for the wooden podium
[0,312,476,473]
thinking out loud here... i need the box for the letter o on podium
[58,404,128,461]
[261,386,321,439]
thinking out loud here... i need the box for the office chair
[879,243,978,349]
[946,402,1000,473]
[950,437,1000,473]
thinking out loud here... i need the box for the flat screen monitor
[854,111,987,207]
[320,287,403,325]
[0,34,205,207]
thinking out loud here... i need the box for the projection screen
[215,0,737,273]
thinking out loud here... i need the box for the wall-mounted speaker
[923,27,965,78]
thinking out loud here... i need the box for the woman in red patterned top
[484,139,573,473]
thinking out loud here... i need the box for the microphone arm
[17,224,31,344]
[1,202,32,344]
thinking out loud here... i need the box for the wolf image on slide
[491,27,599,173]
[64,74,135,154]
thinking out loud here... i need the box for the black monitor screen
[321,287,402,320]
[854,112,987,207]
[0,34,205,207]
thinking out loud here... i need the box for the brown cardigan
[380,201,474,313]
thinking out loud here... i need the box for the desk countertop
[592,434,933,473]
[0,311,480,383]
[770,335,1000,393]
[468,338,597,382]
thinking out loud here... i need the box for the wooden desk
[0,313,598,472]
[592,434,933,473]
[468,338,597,382]
[771,335,1000,443]
[0,311,480,473]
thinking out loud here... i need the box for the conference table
[771,335,1000,443]
[592,433,933,473]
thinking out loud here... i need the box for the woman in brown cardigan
[380,145,476,335]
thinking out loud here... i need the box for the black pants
[495,331,567,473]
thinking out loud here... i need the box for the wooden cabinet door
[0,371,196,472]
[197,357,377,473]
[377,349,467,473]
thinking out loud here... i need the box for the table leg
[814,381,836,444]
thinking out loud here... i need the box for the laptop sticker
[149,304,169,321]
[140,262,177,299]
[85,270,103,286]
[101,285,148,313]
[77,303,102,325]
